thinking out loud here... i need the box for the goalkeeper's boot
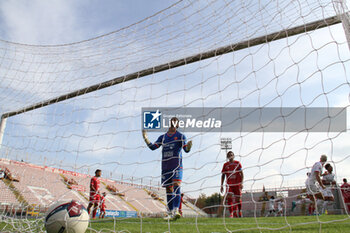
[172,209,181,221]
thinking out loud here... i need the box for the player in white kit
[265,196,276,217]
[305,155,327,214]
[276,198,285,217]
[321,163,336,214]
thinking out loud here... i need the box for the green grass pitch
[88,215,350,232]
[1,215,350,232]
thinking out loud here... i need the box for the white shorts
[322,187,333,198]
[306,182,321,195]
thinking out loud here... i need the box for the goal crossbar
[1,16,341,120]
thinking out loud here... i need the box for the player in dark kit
[143,117,192,220]
[87,169,101,219]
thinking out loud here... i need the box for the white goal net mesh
[0,0,350,232]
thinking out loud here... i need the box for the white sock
[323,201,328,212]
[316,199,324,213]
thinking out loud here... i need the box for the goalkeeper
[142,117,192,220]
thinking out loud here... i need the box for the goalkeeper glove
[185,140,192,152]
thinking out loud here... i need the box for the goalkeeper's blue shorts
[161,168,182,187]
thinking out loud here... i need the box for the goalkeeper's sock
[291,201,296,211]
[173,185,181,209]
[166,191,174,213]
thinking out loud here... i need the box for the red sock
[238,200,242,212]
[92,207,97,219]
[227,196,234,214]
[231,199,238,217]
[238,200,242,216]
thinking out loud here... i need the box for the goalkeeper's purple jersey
[148,130,188,171]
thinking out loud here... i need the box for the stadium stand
[1,158,347,218]
[0,181,19,205]
[0,158,206,217]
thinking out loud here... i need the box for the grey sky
[0,0,177,45]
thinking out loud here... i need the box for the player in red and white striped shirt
[221,151,244,218]
[87,169,101,219]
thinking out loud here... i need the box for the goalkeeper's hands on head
[142,129,151,145]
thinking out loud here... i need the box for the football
[45,200,89,233]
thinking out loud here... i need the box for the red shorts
[227,185,242,197]
[89,194,100,204]
[344,199,350,211]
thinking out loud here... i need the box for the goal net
[0,0,350,232]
